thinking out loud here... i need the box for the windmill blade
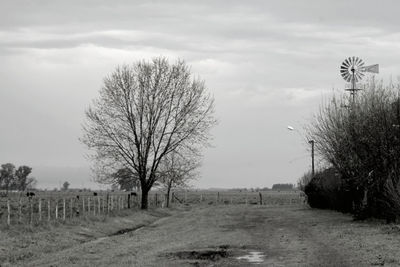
[344,74,352,82]
[360,64,379,74]
[355,72,363,81]
[340,69,348,75]
[358,72,365,79]
[341,71,350,78]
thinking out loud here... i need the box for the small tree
[62,181,70,191]
[26,177,37,190]
[82,57,216,209]
[0,163,16,193]
[297,170,312,191]
[112,168,140,191]
[158,151,199,207]
[15,166,32,191]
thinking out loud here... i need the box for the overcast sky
[1,0,400,189]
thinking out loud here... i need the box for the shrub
[307,80,400,220]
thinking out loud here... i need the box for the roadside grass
[0,207,173,265]
[4,193,400,266]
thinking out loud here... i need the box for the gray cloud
[1,0,399,188]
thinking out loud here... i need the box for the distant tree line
[272,183,294,190]
[305,80,400,222]
[0,163,36,192]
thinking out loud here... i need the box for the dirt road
[8,204,400,266]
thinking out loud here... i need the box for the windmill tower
[340,57,379,102]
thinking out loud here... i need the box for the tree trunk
[141,187,149,209]
[166,179,173,208]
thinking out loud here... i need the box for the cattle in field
[26,192,35,197]
[93,192,98,196]
[130,192,137,196]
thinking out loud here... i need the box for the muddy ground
[2,204,400,266]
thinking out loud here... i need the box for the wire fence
[0,192,142,226]
[0,191,305,227]
[171,190,305,206]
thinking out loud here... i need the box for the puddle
[171,250,228,261]
[111,224,146,236]
[236,251,265,264]
[168,247,229,261]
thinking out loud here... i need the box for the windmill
[340,56,379,102]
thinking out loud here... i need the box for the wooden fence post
[48,199,51,221]
[18,198,22,223]
[7,199,11,226]
[70,198,73,219]
[29,198,33,224]
[98,196,101,214]
[259,192,263,205]
[88,197,90,214]
[38,198,42,221]
[82,197,85,215]
[106,195,109,211]
[200,194,203,202]
[63,199,66,221]
[55,200,58,220]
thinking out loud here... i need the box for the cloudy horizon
[1,0,399,189]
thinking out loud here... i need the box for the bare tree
[158,150,200,207]
[82,57,216,209]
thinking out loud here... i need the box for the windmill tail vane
[359,64,379,74]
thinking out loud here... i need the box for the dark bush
[305,167,353,213]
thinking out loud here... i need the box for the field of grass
[0,190,303,227]
[2,198,400,266]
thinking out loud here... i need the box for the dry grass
[3,191,400,266]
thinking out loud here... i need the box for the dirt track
[7,204,400,266]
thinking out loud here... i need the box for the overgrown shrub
[304,167,353,212]
[307,80,400,221]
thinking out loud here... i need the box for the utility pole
[309,140,315,177]
[287,126,315,177]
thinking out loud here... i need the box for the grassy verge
[0,207,172,265]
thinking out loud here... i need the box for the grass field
[0,190,303,227]
[1,198,400,266]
